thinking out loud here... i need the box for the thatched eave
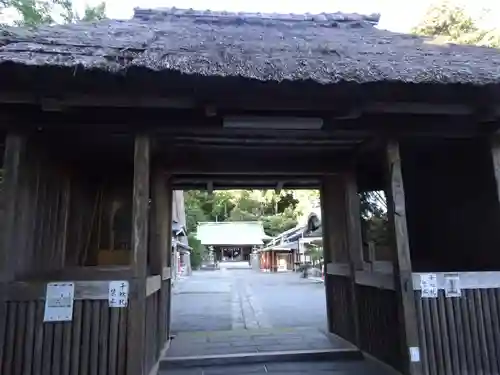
[0,8,499,90]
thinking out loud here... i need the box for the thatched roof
[0,8,500,87]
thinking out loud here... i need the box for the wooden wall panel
[0,299,128,375]
[357,284,403,372]
[325,275,355,342]
[416,289,500,375]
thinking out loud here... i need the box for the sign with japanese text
[108,281,129,308]
[420,273,438,298]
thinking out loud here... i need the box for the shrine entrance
[1,7,500,375]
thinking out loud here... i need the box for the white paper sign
[444,273,461,298]
[409,347,420,362]
[420,273,438,298]
[109,281,129,308]
[43,282,75,322]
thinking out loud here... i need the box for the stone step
[159,348,363,369]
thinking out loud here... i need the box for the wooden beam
[385,140,422,375]
[0,91,497,116]
[128,134,150,375]
[162,149,352,175]
[1,280,136,301]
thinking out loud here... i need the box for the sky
[74,0,500,32]
[1,0,500,32]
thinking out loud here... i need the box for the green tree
[184,189,317,238]
[2,0,106,26]
[412,1,500,47]
[187,233,205,269]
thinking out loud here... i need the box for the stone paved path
[165,269,396,375]
[171,268,327,335]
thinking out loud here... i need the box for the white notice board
[420,273,438,298]
[43,282,75,322]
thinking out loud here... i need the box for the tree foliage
[1,0,106,26]
[184,189,318,237]
[412,1,500,47]
[187,233,205,269]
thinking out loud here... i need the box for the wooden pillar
[386,141,421,375]
[344,172,364,271]
[151,168,173,350]
[343,171,363,347]
[320,175,334,333]
[127,134,150,375]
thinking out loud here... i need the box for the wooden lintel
[162,150,352,175]
[0,91,497,117]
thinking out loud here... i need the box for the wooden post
[344,172,364,271]
[321,174,354,334]
[127,134,150,375]
[386,140,421,375]
[343,171,363,347]
[152,169,173,345]
[320,175,335,332]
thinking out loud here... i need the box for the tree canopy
[1,0,106,26]
[184,189,319,237]
[412,1,500,47]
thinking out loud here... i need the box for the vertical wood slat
[23,301,37,375]
[61,317,72,375]
[118,306,128,375]
[33,301,44,375]
[52,323,63,375]
[416,288,500,375]
[0,300,6,375]
[90,301,101,375]
[79,301,92,375]
[4,301,17,375]
[108,309,120,375]
[70,301,83,375]
[14,302,27,375]
[99,303,110,375]
[42,315,54,375]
